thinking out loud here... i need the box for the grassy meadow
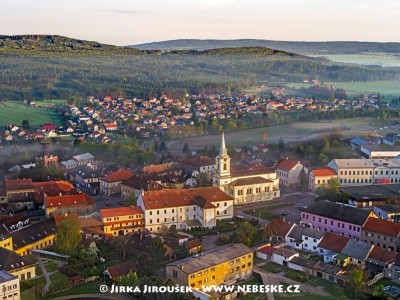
[313,53,400,67]
[0,101,62,126]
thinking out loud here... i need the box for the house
[185,239,202,255]
[120,173,165,200]
[72,153,94,166]
[302,227,324,252]
[373,204,400,222]
[137,187,234,232]
[5,179,36,211]
[0,271,20,300]
[100,169,135,196]
[308,168,337,191]
[272,248,299,266]
[267,218,296,244]
[300,200,376,239]
[75,167,102,190]
[317,233,349,263]
[143,162,182,177]
[44,193,96,217]
[181,156,216,175]
[166,243,253,288]
[339,184,397,208]
[362,217,400,251]
[365,247,397,278]
[213,133,280,204]
[287,256,315,274]
[256,245,276,261]
[0,247,36,281]
[32,180,75,206]
[276,159,303,188]
[105,261,136,282]
[338,240,374,268]
[100,206,145,237]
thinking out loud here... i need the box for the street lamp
[100,257,106,283]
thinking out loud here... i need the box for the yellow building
[166,243,253,288]
[0,236,13,251]
[100,206,145,237]
[11,218,56,256]
[213,133,280,204]
[0,247,36,281]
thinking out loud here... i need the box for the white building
[276,159,303,187]
[308,167,337,191]
[327,158,400,186]
[137,187,234,233]
[0,271,20,300]
[361,145,400,159]
[213,133,280,204]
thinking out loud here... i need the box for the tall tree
[54,216,82,256]
[236,221,257,247]
[348,268,364,300]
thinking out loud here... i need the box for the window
[211,267,215,272]
[173,270,178,278]
[198,272,202,276]
[190,274,195,279]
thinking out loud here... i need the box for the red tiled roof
[33,181,75,204]
[317,232,349,253]
[100,206,144,219]
[143,187,232,210]
[101,170,134,183]
[363,218,400,237]
[277,159,300,172]
[5,179,34,191]
[269,219,295,238]
[45,193,95,208]
[107,261,136,279]
[368,246,397,263]
[311,167,337,177]
[258,245,276,256]
[181,156,214,167]
[54,214,79,226]
[143,162,180,173]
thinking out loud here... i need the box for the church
[213,133,280,204]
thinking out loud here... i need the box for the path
[254,266,328,297]
[38,257,67,293]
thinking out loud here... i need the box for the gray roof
[287,225,303,243]
[330,158,400,169]
[61,159,77,168]
[72,153,94,162]
[341,240,373,261]
[11,218,56,250]
[272,247,298,258]
[302,227,324,239]
[0,270,17,284]
[301,200,371,226]
[167,243,252,274]
[351,137,369,147]
[340,184,400,202]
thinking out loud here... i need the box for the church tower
[213,132,231,189]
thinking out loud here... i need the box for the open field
[284,81,400,99]
[0,101,62,126]
[166,117,376,152]
[32,99,66,106]
[313,53,400,67]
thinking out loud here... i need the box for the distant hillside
[130,39,400,55]
[1,35,400,101]
[0,35,143,54]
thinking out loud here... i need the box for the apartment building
[308,168,337,191]
[362,217,400,252]
[276,159,303,188]
[166,243,253,288]
[100,206,144,237]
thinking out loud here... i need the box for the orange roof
[258,245,276,256]
[363,217,400,237]
[311,167,337,177]
[317,232,349,253]
[143,162,180,173]
[54,213,79,226]
[142,187,232,210]
[101,170,134,182]
[100,206,144,218]
[33,181,75,204]
[45,193,95,208]
[277,159,300,172]
[368,246,397,263]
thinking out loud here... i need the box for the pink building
[300,200,376,240]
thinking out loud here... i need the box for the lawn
[41,280,102,300]
[45,261,58,273]
[245,203,292,221]
[262,262,286,273]
[284,270,309,283]
[236,276,264,300]
[32,99,66,106]
[35,266,43,276]
[49,272,70,292]
[0,101,62,126]
[188,219,239,237]
[327,80,400,99]
[307,277,346,299]
[313,54,400,68]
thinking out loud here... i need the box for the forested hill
[131,39,400,55]
[1,35,400,101]
[0,35,143,54]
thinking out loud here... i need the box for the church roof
[231,176,272,187]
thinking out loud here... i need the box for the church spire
[220,131,227,156]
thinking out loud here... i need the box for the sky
[2,0,400,45]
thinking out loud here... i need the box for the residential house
[276,159,303,188]
[143,162,182,177]
[338,240,374,269]
[120,173,165,200]
[317,233,349,263]
[300,200,376,239]
[308,168,337,191]
[44,193,96,217]
[166,243,253,288]
[256,245,276,261]
[5,179,36,211]
[181,156,216,175]
[0,247,36,281]
[72,153,94,166]
[105,261,136,283]
[75,167,102,190]
[100,169,135,196]
[272,248,299,266]
[100,206,144,237]
[365,247,397,278]
[374,205,400,223]
[267,218,296,244]
[137,187,234,232]
[286,225,324,252]
[362,217,400,251]
[185,239,202,255]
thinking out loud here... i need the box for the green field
[284,81,400,100]
[32,99,66,106]
[313,53,400,67]
[167,117,376,152]
[0,101,62,126]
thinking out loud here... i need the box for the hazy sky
[2,0,400,45]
